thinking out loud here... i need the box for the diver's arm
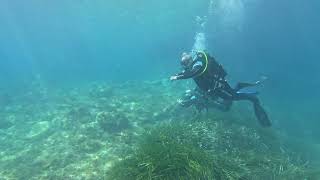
[172,61,204,80]
[171,66,202,80]
[170,71,184,81]
[175,65,202,79]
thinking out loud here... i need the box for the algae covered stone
[96,112,130,133]
[68,106,92,123]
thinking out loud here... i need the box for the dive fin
[235,82,257,91]
[254,103,271,127]
[235,76,268,91]
[236,91,259,95]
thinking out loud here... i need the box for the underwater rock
[96,112,130,133]
[89,84,114,98]
[68,106,92,123]
[26,121,50,139]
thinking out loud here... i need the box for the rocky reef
[0,80,319,179]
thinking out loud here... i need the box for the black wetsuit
[174,52,271,127]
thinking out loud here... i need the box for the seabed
[0,80,319,179]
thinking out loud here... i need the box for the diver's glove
[170,76,178,81]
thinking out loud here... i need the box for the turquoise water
[0,0,320,179]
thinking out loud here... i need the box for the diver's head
[180,52,193,69]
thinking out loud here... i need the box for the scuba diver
[170,51,271,127]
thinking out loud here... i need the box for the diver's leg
[253,102,271,127]
[221,99,233,111]
[234,76,268,91]
[208,88,233,111]
[233,92,271,127]
[232,92,259,103]
[234,82,258,91]
[207,97,232,112]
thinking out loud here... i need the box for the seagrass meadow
[0,79,319,179]
[1,0,320,179]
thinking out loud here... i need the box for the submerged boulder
[96,112,130,133]
[89,84,115,99]
[68,106,92,123]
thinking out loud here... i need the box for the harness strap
[195,51,209,77]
